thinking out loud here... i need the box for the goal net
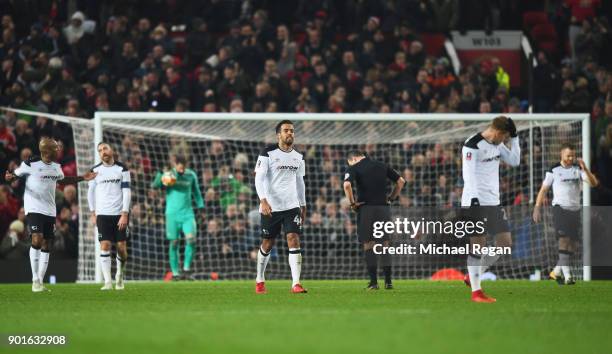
[67,112,589,282]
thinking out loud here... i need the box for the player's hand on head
[507,118,517,138]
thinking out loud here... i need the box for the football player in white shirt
[88,142,131,290]
[461,116,520,303]
[5,138,96,292]
[533,143,598,285]
[254,120,307,294]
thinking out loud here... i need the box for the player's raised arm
[58,170,97,185]
[6,159,32,181]
[578,158,599,187]
[499,118,520,167]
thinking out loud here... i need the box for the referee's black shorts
[26,213,56,239]
[97,215,128,243]
[552,205,580,240]
[357,205,392,243]
[460,205,510,237]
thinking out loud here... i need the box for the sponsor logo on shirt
[277,165,299,171]
[561,178,580,182]
[100,178,121,184]
[40,175,63,180]
[481,154,500,163]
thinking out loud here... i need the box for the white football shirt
[461,133,521,206]
[254,144,306,212]
[543,163,586,211]
[14,157,64,217]
[88,161,131,215]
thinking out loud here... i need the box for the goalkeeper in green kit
[152,155,204,280]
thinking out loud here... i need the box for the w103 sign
[451,31,523,87]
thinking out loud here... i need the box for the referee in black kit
[343,151,405,290]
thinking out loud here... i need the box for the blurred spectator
[0,219,28,259]
[0,185,18,236]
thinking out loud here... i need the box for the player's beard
[284,136,294,146]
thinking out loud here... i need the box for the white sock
[29,247,40,282]
[559,252,571,279]
[467,255,481,292]
[288,248,302,286]
[100,251,112,284]
[116,256,125,280]
[256,247,270,283]
[479,254,501,276]
[38,250,50,283]
[553,265,562,276]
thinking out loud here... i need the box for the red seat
[523,11,548,30]
[420,33,446,57]
[531,23,557,42]
[538,40,558,56]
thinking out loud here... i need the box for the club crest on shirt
[466,152,472,161]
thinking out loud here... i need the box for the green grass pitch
[2,280,612,354]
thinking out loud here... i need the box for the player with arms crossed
[462,116,520,303]
[4,138,96,292]
[254,120,307,294]
[343,151,405,290]
[533,143,598,285]
[152,155,204,280]
[88,142,131,290]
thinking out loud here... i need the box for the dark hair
[97,142,111,148]
[175,155,187,165]
[346,150,366,159]
[560,142,576,151]
[491,115,511,133]
[275,120,293,133]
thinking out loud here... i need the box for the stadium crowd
[0,0,611,268]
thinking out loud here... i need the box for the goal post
[88,111,591,282]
